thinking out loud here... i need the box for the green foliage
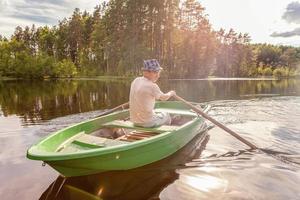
[294,68,300,76]
[257,66,263,76]
[262,67,273,76]
[1,0,300,79]
[53,59,78,78]
[273,67,289,77]
[256,44,281,66]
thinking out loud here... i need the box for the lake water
[0,78,300,200]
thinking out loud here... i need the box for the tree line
[0,0,300,79]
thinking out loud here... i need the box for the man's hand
[168,90,176,97]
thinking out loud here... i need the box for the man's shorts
[134,112,171,128]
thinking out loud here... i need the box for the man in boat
[129,59,176,127]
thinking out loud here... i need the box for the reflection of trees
[163,79,299,102]
[272,79,300,95]
[0,79,298,124]
[0,80,130,124]
[240,79,298,97]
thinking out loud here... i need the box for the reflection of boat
[27,101,210,177]
[40,133,210,200]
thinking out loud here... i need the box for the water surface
[0,78,299,200]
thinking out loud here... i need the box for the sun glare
[183,174,228,193]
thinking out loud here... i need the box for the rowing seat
[56,132,129,152]
[74,134,129,147]
[116,130,158,142]
[102,120,178,133]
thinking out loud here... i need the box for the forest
[0,0,300,79]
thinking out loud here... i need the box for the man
[129,59,175,127]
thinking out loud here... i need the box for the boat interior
[55,114,195,153]
[93,114,193,140]
[53,103,210,153]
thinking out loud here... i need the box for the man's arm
[152,83,176,101]
[159,90,176,101]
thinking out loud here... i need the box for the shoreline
[1,76,299,81]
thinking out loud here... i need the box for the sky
[200,0,300,46]
[0,0,99,36]
[0,0,300,46]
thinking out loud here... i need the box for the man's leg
[134,112,171,128]
[153,112,171,126]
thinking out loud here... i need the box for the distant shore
[1,75,299,81]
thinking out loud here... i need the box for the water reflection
[1,79,299,125]
[40,133,210,200]
[1,79,300,199]
[164,79,300,102]
[0,80,130,125]
[182,172,228,193]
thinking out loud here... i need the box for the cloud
[0,0,8,11]
[271,2,300,38]
[271,27,300,37]
[282,1,300,24]
[7,0,71,24]
[11,2,67,24]
[0,0,99,37]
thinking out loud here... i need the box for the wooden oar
[95,102,129,118]
[173,95,258,149]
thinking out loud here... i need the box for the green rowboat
[27,101,209,177]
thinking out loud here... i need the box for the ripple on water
[165,96,300,200]
[1,96,300,200]
[160,151,300,200]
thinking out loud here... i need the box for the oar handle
[173,95,258,149]
[96,102,129,118]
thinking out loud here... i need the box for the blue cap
[142,59,163,72]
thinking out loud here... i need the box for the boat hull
[49,120,206,177]
[27,101,208,177]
